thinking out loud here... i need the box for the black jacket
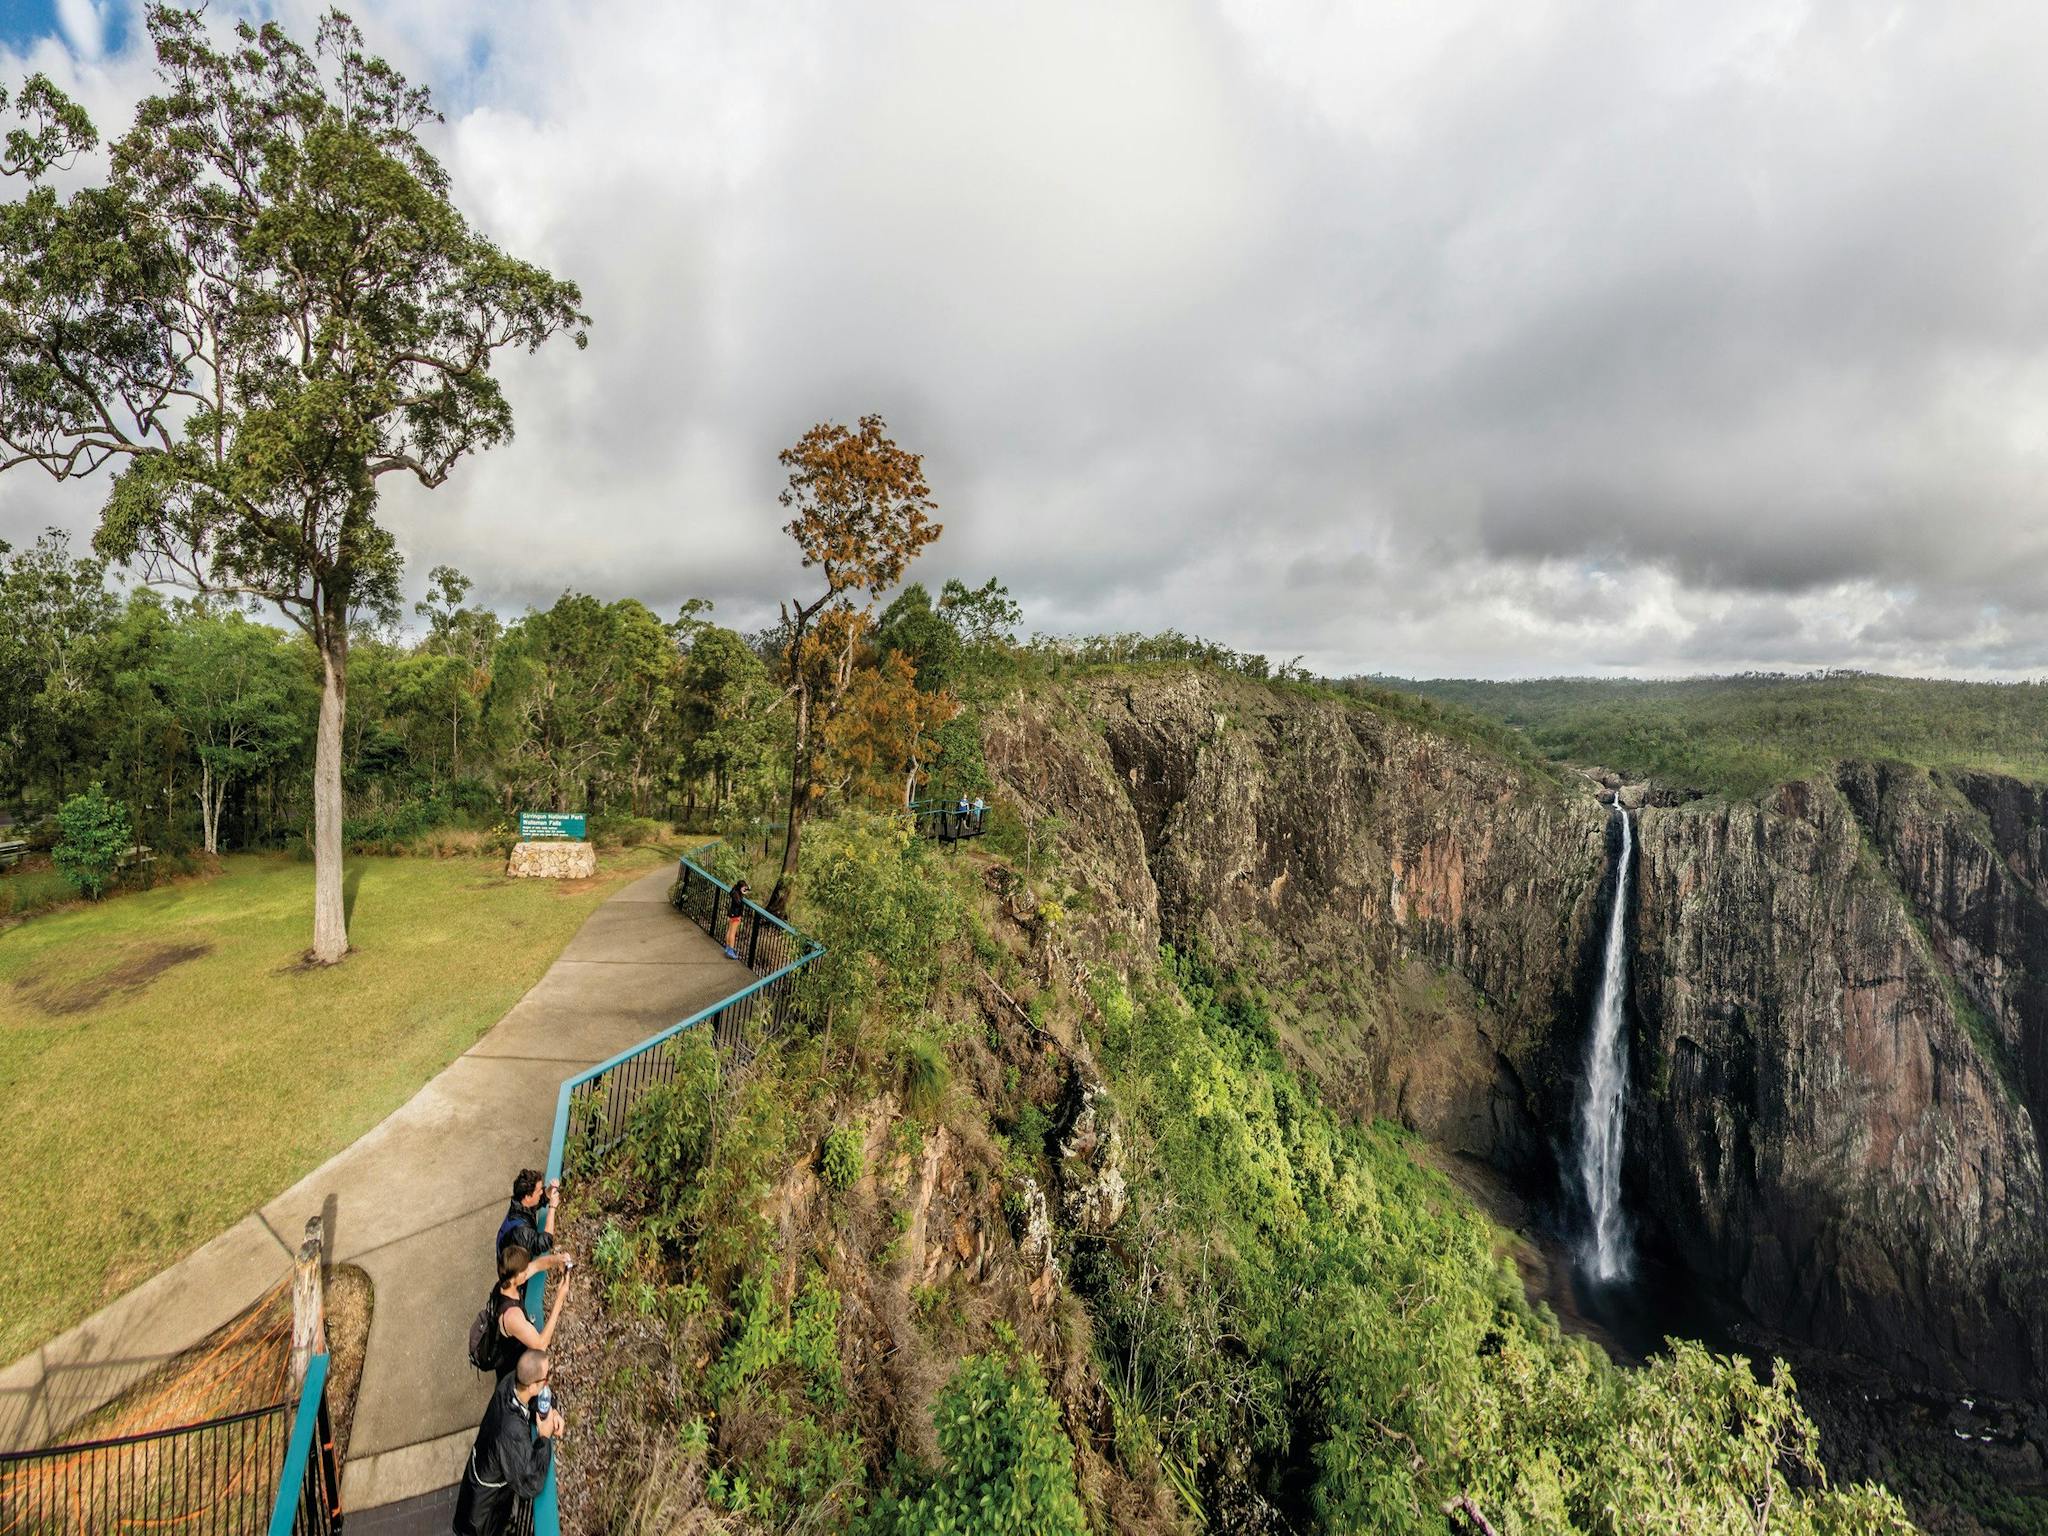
[453,1374,553,1534]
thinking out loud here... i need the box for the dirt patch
[15,941,213,1017]
[323,1264,373,1463]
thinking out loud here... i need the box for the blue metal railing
[521,846,825,1534]
[264,1353,339,1535]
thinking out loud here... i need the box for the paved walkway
[0,865,743,1512]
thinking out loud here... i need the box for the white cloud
[54,0,104,60]
[5,0,2048,679]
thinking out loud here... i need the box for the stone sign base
[507,840,597,879]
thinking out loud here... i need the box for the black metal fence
[553,859,825,1178]
[0,1402,289,1535]
[672,859,814,982]
[911,802,989,845]
[272,1364,342,1536]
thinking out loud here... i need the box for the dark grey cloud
[5,0,2048,678]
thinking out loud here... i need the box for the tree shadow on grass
[343,862,362,929]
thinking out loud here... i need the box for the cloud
[4,0,2048,679]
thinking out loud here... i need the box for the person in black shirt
[453,1349,562,1535]
[723,879,749,960]
[487,1244,572,1380]
[494,1168,570,1271]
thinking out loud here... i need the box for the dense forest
[1383,673,2048,795]
[0,525,1289,868]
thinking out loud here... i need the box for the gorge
[986,669,2048,1525]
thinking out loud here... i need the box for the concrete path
[0,865,743,1512]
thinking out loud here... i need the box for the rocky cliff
[1631,770,2048,1403]
[985,671,1610,1175]
[989,671,2048,1417]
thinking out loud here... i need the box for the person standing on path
[488,1245,572,1379]
[724,879,749,959]
[453,1349,562,1536]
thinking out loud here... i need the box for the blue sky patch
[0,1,128,60]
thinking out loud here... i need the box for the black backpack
[467,1288,501,1373]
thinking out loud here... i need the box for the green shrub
[866,1347,1087,1536]
[893,1033,950,1118]
[53,783,131,900]
[821,1125,864,1192]
[798,812,960,1024]
[623,1030,719,1192]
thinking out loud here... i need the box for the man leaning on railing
[455,1348,563,1535]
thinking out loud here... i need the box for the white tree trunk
[311,637,349,964]
[198,761,219,855]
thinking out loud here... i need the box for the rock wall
[507,840,596,879]
[986,672,1610,1173]
[1631,779,2047,1397]
[992,672,2048,1407]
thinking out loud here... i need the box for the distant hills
[1372,672,2048,796]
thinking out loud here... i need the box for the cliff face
[1633,777,2048,1397]
[985,671,1609,1172]
[991,671,2048,1408]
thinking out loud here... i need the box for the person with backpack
[494,1169,568,1270]
[472,1244,572,1380]
[453,1347,562,1535]
[723,879,749,960]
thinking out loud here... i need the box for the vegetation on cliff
[547,786,1916,1533]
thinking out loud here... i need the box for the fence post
[745,907,762,971]
[289,1217,326,1400]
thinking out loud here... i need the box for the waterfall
[1575,806,1635,1284]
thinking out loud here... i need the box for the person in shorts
[724,879,749,959]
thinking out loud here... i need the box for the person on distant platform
[724,879,749,959]
[453,1348,562,1535]
[973,796,986,831]
[486,1244,572,1380]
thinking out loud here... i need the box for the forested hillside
[1380,674,2048,796]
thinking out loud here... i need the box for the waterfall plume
[1575,806,1635,1285]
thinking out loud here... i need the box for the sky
[3,1,2047,680]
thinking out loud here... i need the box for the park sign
[519,812,587,840]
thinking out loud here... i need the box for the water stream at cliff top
[1574,806,1635,1284]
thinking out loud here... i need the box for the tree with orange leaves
[769,414,941,913]
[822,649,961,809]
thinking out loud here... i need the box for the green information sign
[519,812,587,840]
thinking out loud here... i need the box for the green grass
[1381,673,2048,796]
[0,846,672,1364]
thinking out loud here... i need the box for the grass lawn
[0,846,674,1364]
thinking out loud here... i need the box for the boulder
[1056,1071,1129,1233]
[507,840,596,879]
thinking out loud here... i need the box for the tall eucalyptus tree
[0,8,587,960]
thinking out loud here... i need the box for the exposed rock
[987,671,1609,1176]
[1616,782,1649,810]
[507,840,596,879]
[1055,1072,1127,1233]
[1631,772,2048,1400]
[1012,1175,1056,1276]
